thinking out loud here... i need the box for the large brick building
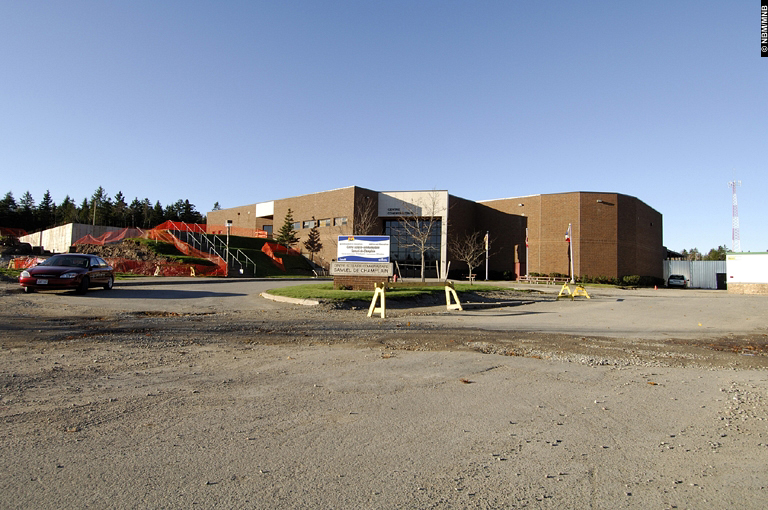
[207,186,664,280]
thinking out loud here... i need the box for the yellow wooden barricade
[556,282,591,300]
[368,281,463,318]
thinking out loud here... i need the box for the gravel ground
[1,279,767,508]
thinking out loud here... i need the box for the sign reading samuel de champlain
[330,262,393,277]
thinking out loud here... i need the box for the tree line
[0,187,207,234]
[678,246,727,261]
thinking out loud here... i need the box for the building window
[302,219,315,229]
[292,222,301,230]
[384,219,442,278]
[262,225,273,235]
[319,218,331,227]
[334,217,348,226]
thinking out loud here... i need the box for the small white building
[727,253,768,295]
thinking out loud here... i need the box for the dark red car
[19,254,114,294]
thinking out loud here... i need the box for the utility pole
[729,180,741,252]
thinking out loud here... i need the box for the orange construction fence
[9,256,226,277]
[0,227,28,237]
[146,228,228,274]
[73,227,144,246]
[207,224,270,238]
[260,241,302,271]
[153,221,208,234]
[8,257,45,269]
[107,258,227,277]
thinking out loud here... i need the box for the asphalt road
[411,285,768,341]
[22,276,322,313]
[19,277,768,342]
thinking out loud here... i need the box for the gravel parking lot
[1,278,767,508]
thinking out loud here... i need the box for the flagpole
[568,222,575,284]
[525,227,529,279]
[485,231,489,281]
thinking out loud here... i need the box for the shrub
[621,275,641,287]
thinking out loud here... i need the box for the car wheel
[104,276,114,290]
[76,276,90,294]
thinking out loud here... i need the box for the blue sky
[1,1,765,252]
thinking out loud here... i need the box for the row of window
[291,217,347,230]
[385,219,442,264]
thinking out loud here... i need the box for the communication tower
[728,180,741,252]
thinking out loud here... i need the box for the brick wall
[621,194,663,278]
[580,193,619,278]
[207,204,272,232]
[209,187,664,280]
[481,192,663,280]
[274,186,377,269]
[333,275,386,291]
[474,202,526,275]
[539,193,579,277]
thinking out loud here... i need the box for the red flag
[565,224,571,243]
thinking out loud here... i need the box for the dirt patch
[1,293,765,370]
[2,281,768,508]
[72,239,168,262]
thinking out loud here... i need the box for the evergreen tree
[113,191,128,227]
[0,192,18,228]
[275,208,299,247]
[19,191,35,231]
[141,199,152,228]
[179,199,203,224]
[703,245,727,261]
[212,202,222,211]
[164,202,179,222]
[151,201,165,227]
[57,196,77,225]
[78,198,90,224]
[90,187,111,225]
[128,198,143,228]
[303,217,323,262]
[37,190,55,229]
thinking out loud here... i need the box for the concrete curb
[259,292,320,306]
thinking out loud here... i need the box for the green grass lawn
[0,268,21,280]
[265,282,512,301]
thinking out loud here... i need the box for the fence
[664,260,727,289]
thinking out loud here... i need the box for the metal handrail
[160,221,275,276]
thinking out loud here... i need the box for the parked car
[19,254,114,294]
[667,274,687,288]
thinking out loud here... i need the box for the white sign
[337,236,390,262]
[377,191,449,218]
[330,262,393,277]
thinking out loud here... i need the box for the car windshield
[40,255,89,268]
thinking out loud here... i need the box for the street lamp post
[226,220,232,276]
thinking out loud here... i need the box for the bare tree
[449,231,486,284]
[397,191,444,282]
[353,196,378,235]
